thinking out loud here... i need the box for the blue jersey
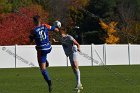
[33,24,55,50]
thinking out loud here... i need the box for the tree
[116,0,140,43]
[69,0,118,44]
[0,0,12,13]
[99,19,119,44]
[0,4,48,45]
[36,0,90,44]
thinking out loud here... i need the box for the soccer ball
[53,20,61,28]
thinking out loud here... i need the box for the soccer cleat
[47,80,52,93]
[74,84,83,90]
[49,85,52,93]
[77,89,80,93]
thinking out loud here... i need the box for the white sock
[75,69,81,86]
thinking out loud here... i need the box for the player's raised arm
[73,39,81,52]
[54,28,59,32]
[52,38,59,43]
[43,24,59,32]
[43,20,61,32]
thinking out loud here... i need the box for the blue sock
[41,69,51,82]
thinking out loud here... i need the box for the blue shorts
[37,48,52,63]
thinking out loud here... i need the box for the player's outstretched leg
[69,53,83,91]
[47,79,52,93]
[74,69,83,93]
[71,61,83,91]
[39,61,52,92]
[74,68,83,90]
[41,68,52,92]
[37,50,52,92]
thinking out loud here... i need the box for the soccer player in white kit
[53,26,83,92]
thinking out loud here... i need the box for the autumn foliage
[0,4,48,45]
[99,19,119,44]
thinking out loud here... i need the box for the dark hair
[60,27,67,34]
[33,15,40,25]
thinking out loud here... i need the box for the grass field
[0,65,140,93]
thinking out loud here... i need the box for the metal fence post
[103,44,106,65]
[15,44,17,68]
[91,44,94,66]
[66,56,68,67]
[128,43,131,65]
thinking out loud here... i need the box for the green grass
[0,65,140,93]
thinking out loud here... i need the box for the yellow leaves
[110,21,118,28]
[135,22,140,31]
[99,19,118,34]
[99,19,119,44]
[106,34,120,44]
[0,0,12,13]
[0,0,6,4]
[108,28,116,33]
[79,0,89,7]
[99,19,108,29]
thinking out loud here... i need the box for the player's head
[33,15,41,26]
[60,27,67,35]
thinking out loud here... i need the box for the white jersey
[61,35,77,56]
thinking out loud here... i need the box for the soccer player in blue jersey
[29,15,59,93]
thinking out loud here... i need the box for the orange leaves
[106,35,120,44]
[99,19,118,34]
[99,19,119,44]
[99,19,108,30]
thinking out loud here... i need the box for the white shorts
[68,51,78,66]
